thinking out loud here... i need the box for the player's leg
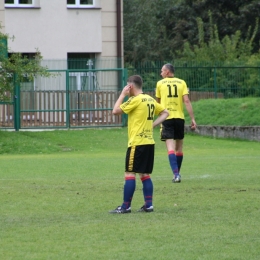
[136,145,155,212]
[161,119,179,181]
[175,139,184,172]
[109,147,136,214]
[109,171,136,214]
[122,172,136,210]
[171,119,185,182]
[174,119,185,177]
[138,173,154,212]
[165,139,179,179]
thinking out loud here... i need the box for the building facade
[0,1,4,32]
[0,1,125,130]
[1,0,123,69]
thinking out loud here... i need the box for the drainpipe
[116,0,122,66]
[116,0,122,90]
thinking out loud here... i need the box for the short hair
[164,63,175,73]
[127,75,143,89]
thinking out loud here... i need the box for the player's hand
[122,84,132,96]
[190,119,196,130]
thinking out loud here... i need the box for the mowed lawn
[0,128,260,260]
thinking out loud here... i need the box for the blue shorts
[125,144,154,174]
[160,118,185,141]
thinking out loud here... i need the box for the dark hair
[127,75,143,89]
[164,63,175,73]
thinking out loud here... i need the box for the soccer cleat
[137,205,154,212]
[109,206,131,214]
[172,174,181,183]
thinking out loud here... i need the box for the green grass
[1,128,260,259]
[0,128,126,155]
[184,97,260,126]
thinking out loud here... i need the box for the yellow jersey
[156,77,189,119]
[120,93,165,147]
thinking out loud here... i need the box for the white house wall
[3,0,123,92]
[100,0,123,59]
[0,0,5,33]
[5,0,103,60]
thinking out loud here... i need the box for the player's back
[156,77,189,119]
[127,93,156,146]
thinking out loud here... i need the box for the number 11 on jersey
[167,84,178,98]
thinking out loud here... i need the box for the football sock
[141,175,153,208]
[121,176,136,209]
[168,150,179,176]
[176,152,183,173]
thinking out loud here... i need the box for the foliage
[123,0,260,63]
[123,1,260,98]
[172,13,260,98]
[0,28,50,101]
[126,62,260,98]
[123,0,180,62]
[179,12,259,62]
[126,61,166,90]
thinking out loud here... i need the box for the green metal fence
[128,61,260,99]
[1,59,260,131]
[0,67,127,131]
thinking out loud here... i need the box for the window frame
[5,0,40,8]
[67,0,96,9]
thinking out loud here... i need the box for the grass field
[0,128,260,259]
[184,97,260,126]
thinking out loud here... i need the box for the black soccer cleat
[172,174,181,183]
[109,206,131,214]
[137,205,154,212]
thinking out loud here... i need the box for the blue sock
[141,176,153,208]
[121,176,136,209]
[176,152,183,173]
[168,150,179,176]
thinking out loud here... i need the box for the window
[5,0,40,8]
[67,0,96,8]
[67,53,96,91]
[67,53,95,70]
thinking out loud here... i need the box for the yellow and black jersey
[120,93,165,147]
[156,77,189,120]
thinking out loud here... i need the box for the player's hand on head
[122,85,131,95]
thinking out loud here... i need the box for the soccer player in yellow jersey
[156,63,196,183]
[109,75,169,214]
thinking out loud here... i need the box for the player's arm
[153,109,169,128]
[183,94,197,129]
[112,85,131,115]
[112,95,124,115]
[156,97,161,104]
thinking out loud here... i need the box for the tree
[123,0,181,63]
[176,13,260,98]
[123,0,260,63]
[0,28,50,101]
[179,13,259,63]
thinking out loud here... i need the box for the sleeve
[154,102,165,116]
[155,82,161,99]
[120,96,139,114]
[182,80,189,96]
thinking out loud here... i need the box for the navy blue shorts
[160,118,185,141]
[125,144,154,174]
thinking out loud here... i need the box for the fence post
[213,67,217,99]
[66,70,70,128]
[14,74,20,131]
